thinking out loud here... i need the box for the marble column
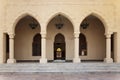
[39,33,47,63]
[7,34,16,63]
[104,33,113,63]
[73,32,81,63]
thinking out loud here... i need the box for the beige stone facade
[0,0,120,63]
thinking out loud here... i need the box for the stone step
[0,63,120,73]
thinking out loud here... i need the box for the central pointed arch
[46,13,74,61]
[46,12,75,31]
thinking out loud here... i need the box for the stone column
[73,32,81,63]
[104,33,113,63]
[39,33,47,63]
[7,34,16,63]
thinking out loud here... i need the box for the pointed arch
[80,12,107,32]
[12,13,41,34]
[54,33,65,43]
[14,14,41,61]
[80,12,106,61]
[46,12,75,31]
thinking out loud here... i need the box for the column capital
[105,31,113,38]
[105,33,112,39]
[74,32,80,38]
[9,34,15,39]
[40,32,46,38]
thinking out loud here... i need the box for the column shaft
[73,32,81,63]
[106,37,111,58]
[39,33,47,63]
[104,34,113,63]
[7,34,16,63]
[9,37,14,59]
[42,37,46,58]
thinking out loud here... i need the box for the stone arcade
[0,0,120,64]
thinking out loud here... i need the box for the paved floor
[0,73,120,80]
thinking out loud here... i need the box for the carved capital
[9,34,15,39]
[41,32,46,38]
[74,32,80,38]
[105,33,112,39]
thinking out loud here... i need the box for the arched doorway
[54,33,65,60]
[32,33,41,56]
[15,15,40,62]
[79,33,87,56]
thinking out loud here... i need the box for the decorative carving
[74,32,80,38]
[41,32,46,38]
[8,34,15,39]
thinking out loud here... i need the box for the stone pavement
[0,73,120,80]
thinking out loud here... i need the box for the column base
[7,58,16,63]
[104,58,113,63]
[73,58,81,63]
[39,58,47,63]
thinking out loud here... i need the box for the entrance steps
[53,60,66,63]
[0,63,120,73]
